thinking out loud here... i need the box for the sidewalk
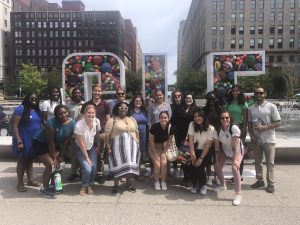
[0,161,300,225]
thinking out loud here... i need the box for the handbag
[178,135,198,165]
[166,125,179,162]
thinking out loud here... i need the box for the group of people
[10,84,281,206]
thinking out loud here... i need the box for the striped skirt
[109,132,140,178]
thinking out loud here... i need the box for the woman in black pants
[188,109,215,195]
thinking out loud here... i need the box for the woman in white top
[74,104,100,196]
[213,111,244,206]
[41,87,64,125]
[188,109,214,195]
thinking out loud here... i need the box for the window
[219,38,224,49]
[239,13,244,22]
[73,22,77,28]
[290,25,295,34]
[4,20,7,27]
[278,12,283,22]
[239,39,244,48]
[219,26,224,34]
[250,13,256,22]
[4,7,7,15]
[220,13,225,22]
[277,56,282,62]
[232,0,236,10]
[231,39,236,49]
[289,55,295,62]
[290,12,295,21]
[259,13,264,22]
[231,26,236,34]
[239,26,244,34]
[278,25,283,34]
[258,38,263,48]
[259,0,264,8]
[212,26,217,34]
[231,13,236,22]
[291,0,295,8]
[278,0,284,8]
[269,38,274,48]
[73,31,77,37]
[66,31,70,37]
[251,0,256,9]
[212,14,217,22]
[250,26,255,34]
[43,22,47,28]
[298,13,300,21]
[269,56,274,63]
[258,26,263,34]
[55,22,59,28]
[212,0,217,10]
[50,31,53,37]
[270,0,275,8]
[250,39,255,48]
[61,22,65,28]
[66,22,70,28]
[212,38,217,49]
[26,22,30,28]
[270,12,275,21]
[220,0,225,10]
[270,25,275,34]
[38,22,41,28]
[240,0,244,9]
[298,38,300,48]
[277,38,283,48]
[290,38,295,48]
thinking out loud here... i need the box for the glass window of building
[50,31,53,37]
[239,13,244,22]
[269,38,274,48]
[298,25,300,34]
[50,49,53,56]
[259,13,264,22]
[278,12,283,22]
[212,0,217,10]
[250,0,256,9]
[44,49,47,56]
[43,22,47,28]
[259,0,264,8]
[212,14,217,22]
[61,22,65,28]
[219,26,224,34]
[231,39,236,49]
[270,0,275,8]
[277,56,282,62]
[212,26,217,34]
[26,22,30,28]
[219,38,224,49]
[270,12,275,21]
[239,26,244,34]
[220,0,225,10]
[291,0,295,8]
[289,55,295,62]
[258,38,263,48]
[290,25,295,34]
[239,39,244,48]
[250,39,255,48]
[55,22,59,28]
[66,22,70,28]
[220,13,225,22]
[269,56,274,63]
[62,31,65,37]
[73,21,77,27]
[31,22,35,28]
[240,0,244,9]
[270,25,275,34]
[290,38,295,48]
[250,13,256,22]
[277,38,283,48]
[258,26,263,34]
[250,26,255,34]
[67,31,70,37]
[73,31,77,37]
[290,12,295,21]
[38,22,41,28]
[278,25,283,34]
[212,38,217,49]
[231,26,236,34]
[232,0,236,10]
[231,13,236,22]
[297,38,300,48]
[278,0,284,8]
[55,31,59,37]
[38,31,42,37]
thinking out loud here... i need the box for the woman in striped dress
[105,102,140,195]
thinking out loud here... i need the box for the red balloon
[92,55,104,65]
[72,63,82,74]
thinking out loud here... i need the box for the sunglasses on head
[255,92,264,95]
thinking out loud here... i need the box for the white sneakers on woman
[154,181,168,191]
[154,181,161,190]
[233,195,242,206]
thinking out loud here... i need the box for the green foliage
[125,69,142,97]
[20,64,47,96]
[176,68,207,98]
[43,68,62,92]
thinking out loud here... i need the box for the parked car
[292,103,300,110]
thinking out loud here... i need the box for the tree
[176,68,207,98]
[20,64,47,96]
[281,61,298,104]
[43,68,62,92]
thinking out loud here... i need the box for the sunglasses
[221,117,230,120]
[119,107,128,110]
[117,93,125,96]
[255,92,264,95]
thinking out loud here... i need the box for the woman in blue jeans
[74,104,101,196]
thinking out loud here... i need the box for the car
[292,103,300,110]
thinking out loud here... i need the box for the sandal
[27,180,41,187]
[111,186,119,195]
[17,185,27,192]
[79,187,87,196]
[126,184,136,193]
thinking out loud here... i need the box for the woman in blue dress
[12,92,42,192]
[129,94,148,177]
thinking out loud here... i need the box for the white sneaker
[214,185,227,192]
[213,177,221,186]
[191,186,197,194]
[154,181,161,191]
[161,182,167,191]
[206,176,213,186]
[233,195,242,206]
[200,185,207,195]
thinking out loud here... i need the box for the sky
[49,0,192,84]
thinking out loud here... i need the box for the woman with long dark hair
[12,92,42,192]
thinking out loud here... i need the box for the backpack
[217,124,243,154]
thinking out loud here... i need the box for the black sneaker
[39,187,54,198]
[68,173,80,182]
[127,184,136,193]
[266,184,275,193]
[111,186,119,195]
[251,180,265,188]
[95,175,105,184]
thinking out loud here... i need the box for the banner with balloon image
[207,51,265,105]
[142,54,167,99]
[62,52,125,101]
